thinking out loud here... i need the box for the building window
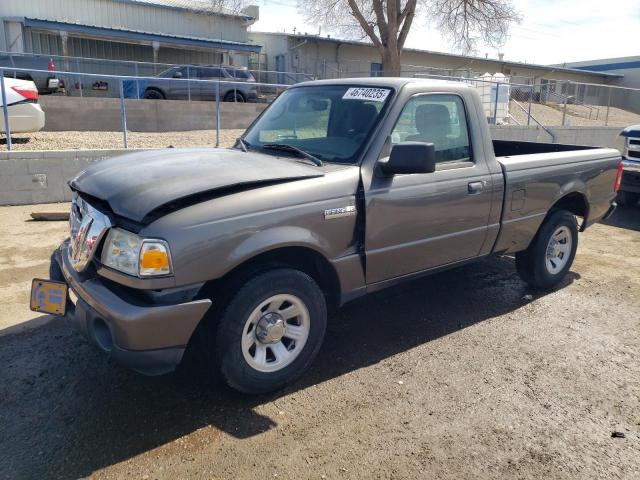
[371,63,383,77]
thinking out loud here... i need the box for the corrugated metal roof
[24,18,262,52]
[116,0,248,18]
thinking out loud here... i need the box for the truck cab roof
[293,77,471,91]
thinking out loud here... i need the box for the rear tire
[143,88,165,100]
[223,91,246,102]
[516,210,578,289]
[214,269,327,394]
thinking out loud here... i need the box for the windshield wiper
[262,143,323,166]
[235,137,248,152]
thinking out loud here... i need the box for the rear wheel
[516,210,578,289]
[214,269,327,394]
[223,90,246,102]
[143,88,165,100]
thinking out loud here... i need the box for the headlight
[100,228,172,277]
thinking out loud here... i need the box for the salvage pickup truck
[35,78,621,394]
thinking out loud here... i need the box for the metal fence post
[119,79,128,149]
[215,80,220,147]
[492,81,499,125]
[562,97,568,126]
[187,66,191,102]
[605,88,612,127]
[0,69,12,151]
[76,59,83,98]
[134,63,140,100]
[527,84,533,126]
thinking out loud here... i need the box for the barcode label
[342,87,390,102]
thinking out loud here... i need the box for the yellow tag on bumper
[30,279,68,315]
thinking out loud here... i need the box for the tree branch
[346,0,384,52]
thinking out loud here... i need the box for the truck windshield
[243,85,393,164]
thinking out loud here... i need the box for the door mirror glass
[172,71,183,78]
[380,142,436,175]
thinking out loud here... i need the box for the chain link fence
[413,73,640,129]
[2,59,640,152]
[0,50,312,103]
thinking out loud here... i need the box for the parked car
[0,53,61,94]
[142,65,258,102]
[38,78,620,394]
[617,124,640,206]
[1,77,45,133]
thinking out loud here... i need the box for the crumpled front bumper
[51,241,211,375]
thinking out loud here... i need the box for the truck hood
[70,148,324,223]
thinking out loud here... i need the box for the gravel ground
[1,203,639,479]
[1,130,244,151]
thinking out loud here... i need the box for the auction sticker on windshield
[342,87,390,102]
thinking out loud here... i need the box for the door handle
[468,181,484,195]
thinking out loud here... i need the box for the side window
[197,67,222,79]
[390,94,472,164]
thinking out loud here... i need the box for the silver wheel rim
[545,226,572,275]
[241,294,310,373]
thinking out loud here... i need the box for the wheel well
[549,192,589,230]
[200,247,341,316]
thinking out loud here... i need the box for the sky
[251,0,640,66]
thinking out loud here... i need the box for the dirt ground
[1,203,639,480]
[510,102,640,127]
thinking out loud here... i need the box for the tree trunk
[381,49,402,76]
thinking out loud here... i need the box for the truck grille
[627,137,640,160]
[69,195,112,272]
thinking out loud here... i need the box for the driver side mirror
[379,142,436,175]
[173,71,183,78]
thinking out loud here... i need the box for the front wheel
[214,269,327,394]
[516,210,578,289]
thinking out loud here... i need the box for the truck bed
[492,141,621,254]
[493,139,596,157]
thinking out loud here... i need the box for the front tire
[516,210,578,289]
[215,269,327,394]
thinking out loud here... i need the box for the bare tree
[208,0,245,13]
[299,0,521,76]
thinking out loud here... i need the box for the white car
[1,77,46,133]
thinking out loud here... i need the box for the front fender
[224,226,333,275]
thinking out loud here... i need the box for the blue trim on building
[573,61,640,72]
[23,18,261,53]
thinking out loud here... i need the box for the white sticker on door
[342,87,390,102]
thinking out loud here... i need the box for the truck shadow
[600,204,640,231]
[0,256,574,479]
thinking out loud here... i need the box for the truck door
[365,93,494,284]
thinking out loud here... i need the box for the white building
[0,0,261,67]
[248,31,621,86]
